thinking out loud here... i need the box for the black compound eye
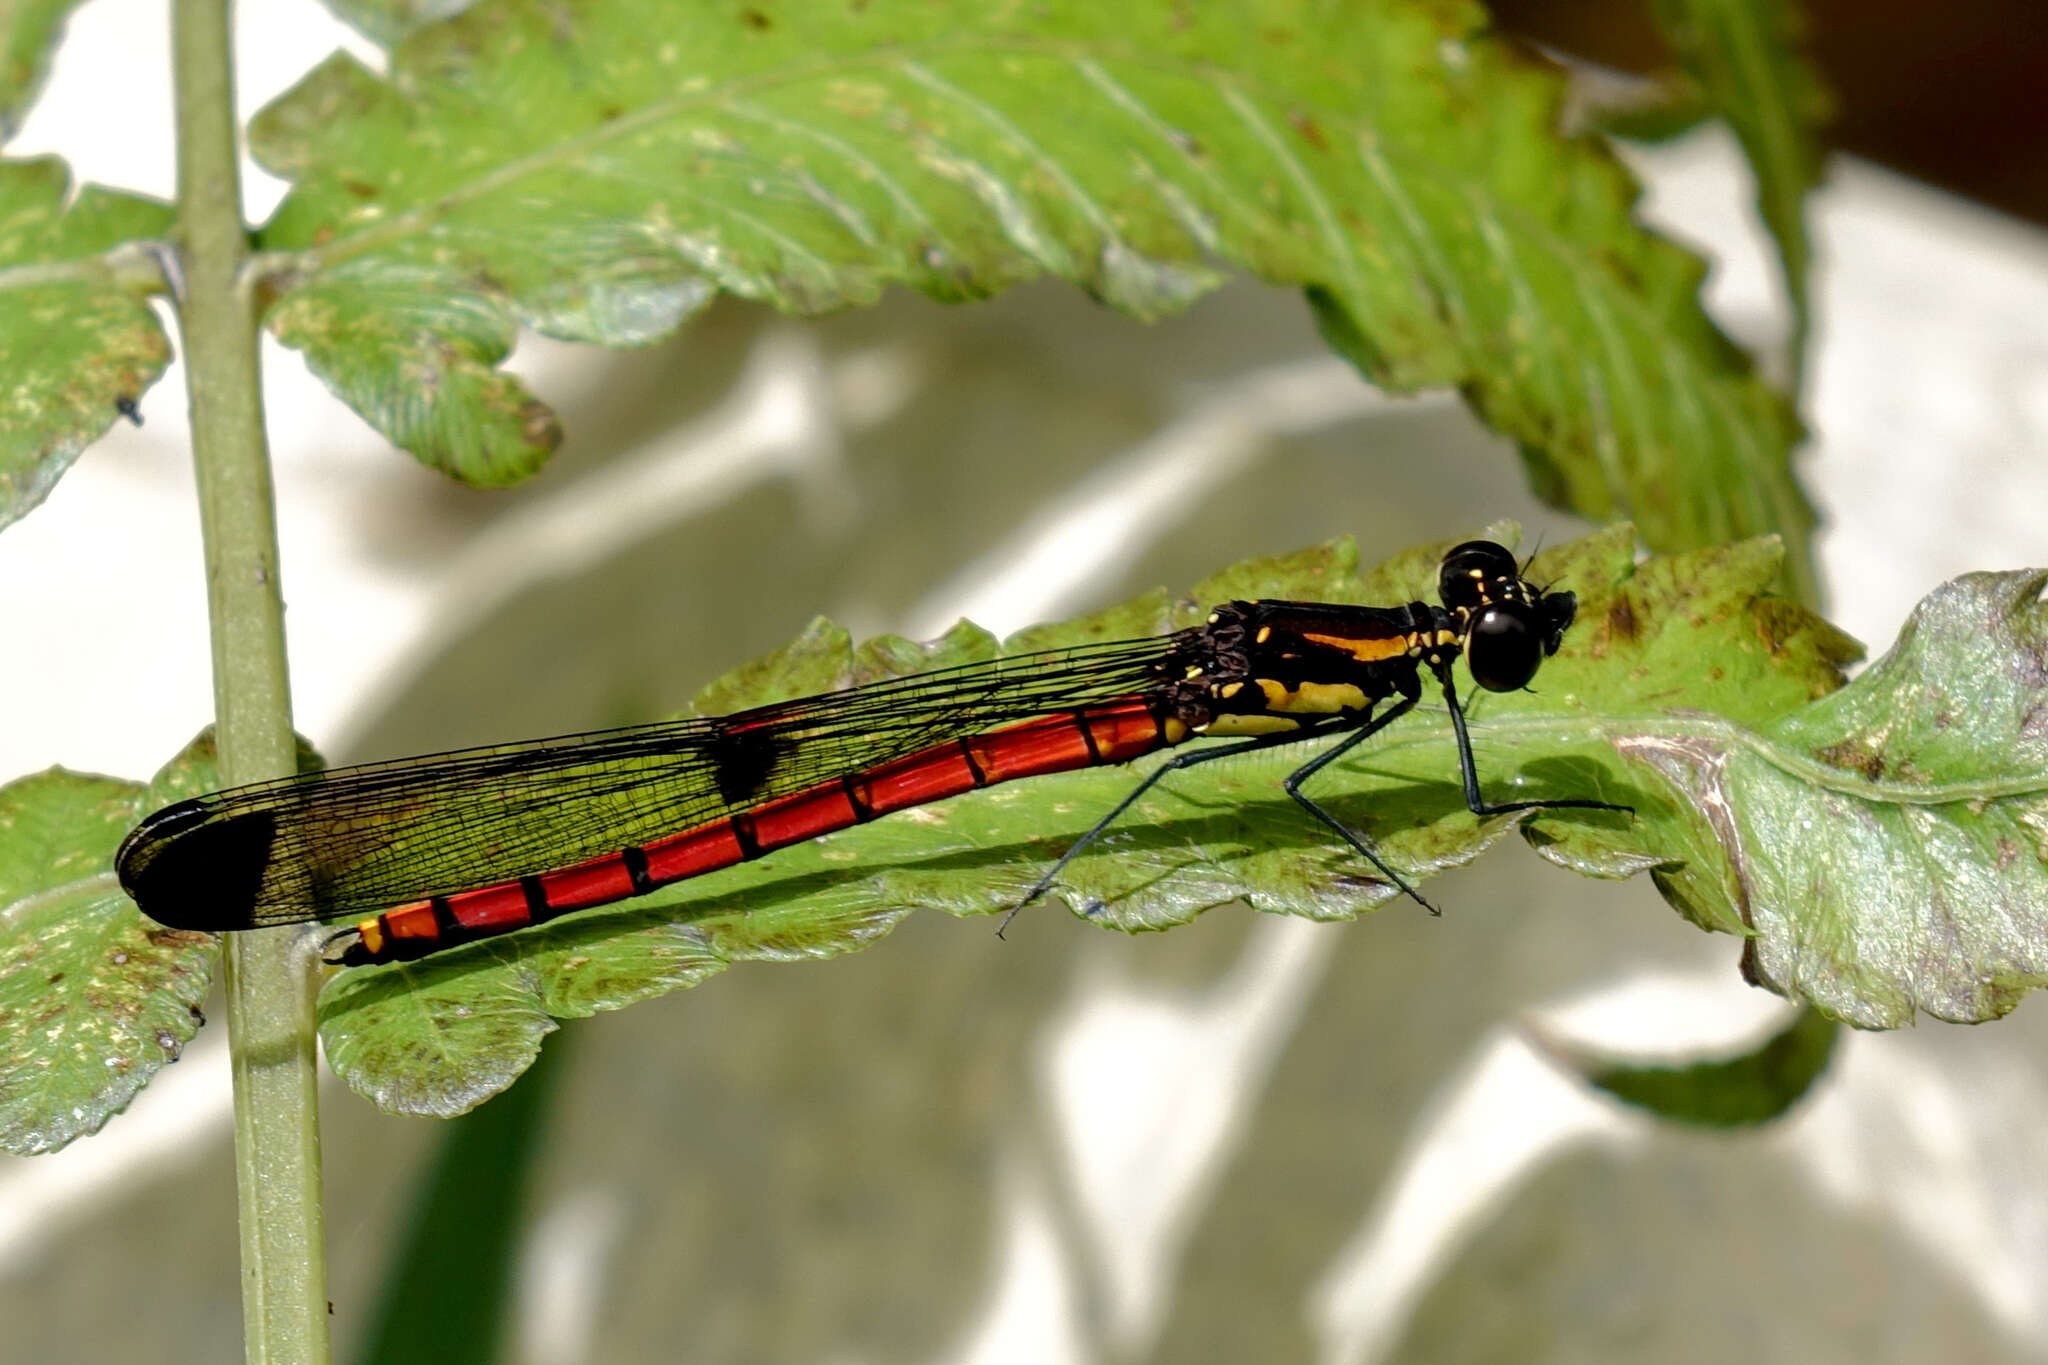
[1539,590,1578,654]
[1438,540,1519,610]
[1465,605,1542,691]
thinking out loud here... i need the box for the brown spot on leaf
[1815,739,1885,781]
[2012,644,2048,691]
[521,399,563,451]
[1287,111,1329,152]
[342,179,380,199]
[1594,246,1644,293]
[741,7,771,28]
[1605,596,1639,643]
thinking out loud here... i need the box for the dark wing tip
[115,801,278,931]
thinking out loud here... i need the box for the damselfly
[117,541,1624,966]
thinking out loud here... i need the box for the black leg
[1435,667,1630,818]
[1277,695,1442,915]
[998,720,1353,935]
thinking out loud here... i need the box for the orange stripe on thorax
[1297,630,1412,663]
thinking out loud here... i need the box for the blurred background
[1,2,2047,1361]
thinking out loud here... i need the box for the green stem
[172,0,330,1360]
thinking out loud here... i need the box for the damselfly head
[1436,540,1521,611]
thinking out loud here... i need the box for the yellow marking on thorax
[1298,630,1412,664]
[356,919,385,958]
[1161,717,1191,743]
[1201,713,1305,737]
[1254,677,1370,714]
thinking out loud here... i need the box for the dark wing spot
[707,722,787,806]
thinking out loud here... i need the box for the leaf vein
[1222,84,1363,300]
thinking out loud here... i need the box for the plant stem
[172,0,330,1360]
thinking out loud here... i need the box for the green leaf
[687,615,858,717]
[1533,1005,1838,1127]
[314,524,1848,1115]
[1647,0,1830,389]
[1579,73,1717,147]
[299,527,2048,1111]
[1622,565,2048,1027]
[262,257,562,488]
[0,157,173,528]
[248,0,1813,582]
[321,873,909,1116]
[0,0,87,138]
[850,619,1001,686]
[0,743,223,1154]
[315,0,483,49]
[352,1029,567,1365]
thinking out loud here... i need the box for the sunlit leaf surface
[0,158,172,528]
[0,743,220,1153]
[250,0,1812,579]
